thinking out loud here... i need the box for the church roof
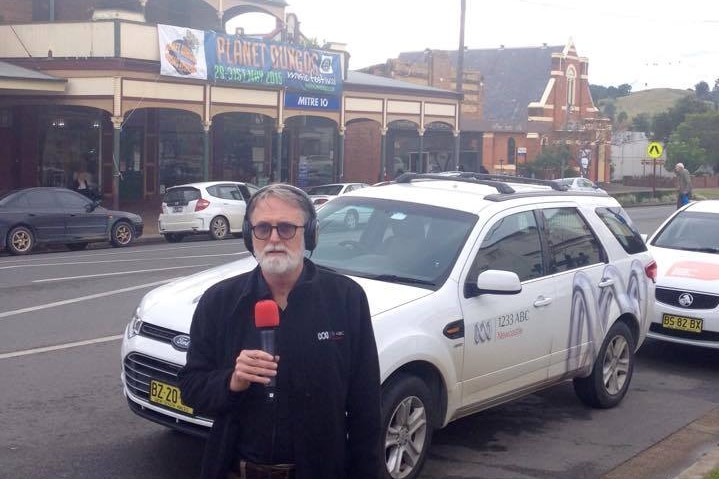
[400,45,564,131]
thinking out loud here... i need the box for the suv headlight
[127,309,143,339]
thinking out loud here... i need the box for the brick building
[0,0,460,209]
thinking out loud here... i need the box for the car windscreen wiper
[365,274,435,286]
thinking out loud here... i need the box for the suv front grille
[123,352,193,415]
[140,322,179,345]
[655,287,719,309]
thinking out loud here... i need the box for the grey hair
[246,183,312,224]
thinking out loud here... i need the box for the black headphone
[242,183,318,253]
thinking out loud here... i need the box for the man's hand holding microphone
[229,300,280,401]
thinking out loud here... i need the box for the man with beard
[179,183,382,479]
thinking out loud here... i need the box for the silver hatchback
[158,181,259,242]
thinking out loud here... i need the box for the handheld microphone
[254,299,280,400]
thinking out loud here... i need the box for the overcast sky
[230,0,718,92]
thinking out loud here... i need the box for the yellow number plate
[149,380,193,414]
[662,314,703,333]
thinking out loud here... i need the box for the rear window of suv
[164,187,201,204]
[595,207,647,254]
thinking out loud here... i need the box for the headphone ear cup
[304,218,319,251]
[242,217,253,253]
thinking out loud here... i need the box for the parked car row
[0,181,366,253]
[4,175,718,479]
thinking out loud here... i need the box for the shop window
[158,109,203,189]
[214,113,269,186]
[289,116,336,188]
[38,107,101,191]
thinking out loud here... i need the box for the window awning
[0,61,66,93]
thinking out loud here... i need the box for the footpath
[602,406,719,479]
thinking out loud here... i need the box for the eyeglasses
[251,222,305,240]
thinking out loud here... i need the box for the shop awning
[0,60,66,93]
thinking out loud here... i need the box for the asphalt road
[1,204,717,479]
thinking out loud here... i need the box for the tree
[632,113,651,134]
[602,102,616,121]
[695,81,711,100]
[589,84,608,102]
[617,83,632,96]
[616,111,628,125]
[665,137,706,174]
[667,111,719,173]
[527,144,572,179]
[589,84,632,102]
[650,96,710,142]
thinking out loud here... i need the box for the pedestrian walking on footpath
[675,162,692,209]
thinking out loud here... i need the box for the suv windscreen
[312,197,476,289]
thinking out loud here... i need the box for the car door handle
[598,279,615,288]
[533,296,553,307]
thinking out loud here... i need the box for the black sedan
[0,187,143,255]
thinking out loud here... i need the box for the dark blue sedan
[0,187,143,255]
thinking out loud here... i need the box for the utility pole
[454,0,466,171]
[456,0,466,95]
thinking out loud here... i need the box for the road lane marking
[0,252,241,270]
[0,335,123,360]
[0,242,245,264]
[33,264,212,283]
[0,278,181,320]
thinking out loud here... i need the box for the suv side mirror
[465,270,522,297]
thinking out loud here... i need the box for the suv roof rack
[394,172,567,193]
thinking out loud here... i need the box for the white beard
[256,243,303,275]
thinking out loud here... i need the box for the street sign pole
[652,158,657,198]
[646,142,664,199]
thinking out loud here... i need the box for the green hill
[614,88,692,118]
[600,88,692,124]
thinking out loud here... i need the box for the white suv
[122,173,656,479]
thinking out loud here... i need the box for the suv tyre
[382,374,433,479]
[573,321,635,409]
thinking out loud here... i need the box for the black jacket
[178,259,382,479]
